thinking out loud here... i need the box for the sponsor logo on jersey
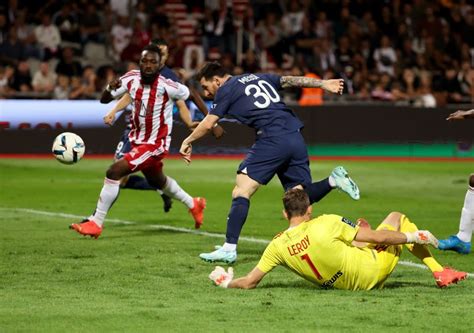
[341,217,356,228]
[322,270,343,288]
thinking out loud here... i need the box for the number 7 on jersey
[301,253,322,279]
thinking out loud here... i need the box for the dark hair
[142,44,162,58]
[196,61,229,81]
[283,189,310,219]
[150,38,168,47]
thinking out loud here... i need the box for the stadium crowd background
[0,0,473,107]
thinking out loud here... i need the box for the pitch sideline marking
[2,207,473,278]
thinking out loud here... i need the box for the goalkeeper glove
[209,266,234,288]
[404,230,439,248]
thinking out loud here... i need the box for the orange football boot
[69,219,102,239]
[433,267,468,288]
[189,197,206,229]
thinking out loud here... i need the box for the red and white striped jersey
[119,70,189,149]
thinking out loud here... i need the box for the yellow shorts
[372,223,402,288]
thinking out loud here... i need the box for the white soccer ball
[52,132,85,164]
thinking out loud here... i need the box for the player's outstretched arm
[280,76,344,94]
[100,78,122,104]
[355,228,439,248]
[209,266,266,289]
[180,114,220,164]
[447,109,474,121]
[103,93,132,126]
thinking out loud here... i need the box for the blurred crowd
[1,0,473,107]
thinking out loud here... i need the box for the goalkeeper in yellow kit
[209,189,467,290]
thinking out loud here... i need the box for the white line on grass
[2,207,473,278]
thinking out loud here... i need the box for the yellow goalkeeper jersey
[257,214,393,291]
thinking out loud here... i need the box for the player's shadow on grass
[104,228,264,248]
[383,281,430,289]
[103,228,203,239]
[260,280,431,291]
[260,280,319,290]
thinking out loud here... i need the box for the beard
[140,70,159,85]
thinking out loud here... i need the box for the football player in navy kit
[180,62,361,263]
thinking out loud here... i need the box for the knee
[232,186,250,199]
[106,165,121,180]
[387,211,403,223]
[469,174,474,188]
[232,186,243,198]
[388,211,403,218]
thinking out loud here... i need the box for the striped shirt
[118,70,189,148]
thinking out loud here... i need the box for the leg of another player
[121,173,173,213]
[438,174,473,254]
[200,173,260,263]
[70,159,132,238]
[122,174,155,190]
[304,166,360,204]
[115,136,172,212]
[142,167,205,228]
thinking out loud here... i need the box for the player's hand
[179,141,192,165]
[209,266,234,288]
[108,78,122,90]
[357,218,371,229]
[103,112,116,126]
[404,230,439,248]
[447,110,468,121]
[322,79,344,95]
[211,124,225,139]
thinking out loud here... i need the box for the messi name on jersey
[238,74,259,84]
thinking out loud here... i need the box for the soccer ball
[52,132,85,164]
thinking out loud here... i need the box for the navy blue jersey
[160,66,181,83]
[209,73,303,137]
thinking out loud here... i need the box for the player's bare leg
[70,159,132,238]
[200,173,260,263]
[142,167,205,228]
[380,212,467,288]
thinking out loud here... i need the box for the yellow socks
[400,215,443,273]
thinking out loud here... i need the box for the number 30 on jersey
[245,80,280,109]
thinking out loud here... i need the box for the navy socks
[225,197,250,244]
[304,177,332,204]
[123,175,155,190]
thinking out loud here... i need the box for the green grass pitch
[1,157,473,331]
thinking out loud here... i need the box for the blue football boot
[331,166,360,200]
[438,235,471,254]
[200,247,237,264]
